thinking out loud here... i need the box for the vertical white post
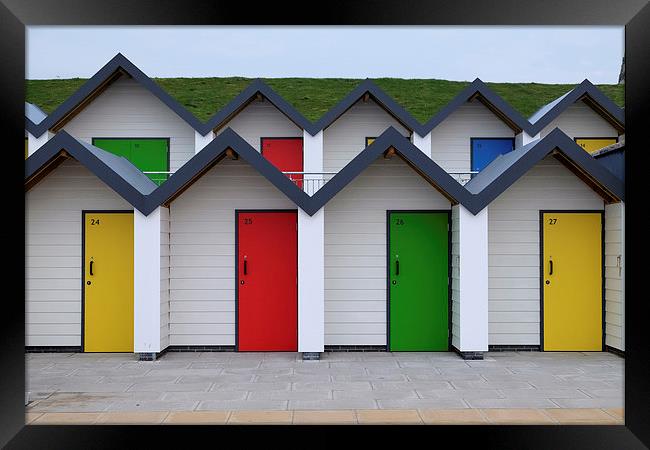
[452,205,489,358]
[27,131,49,156]
[298,208,325,356]
[412,132,432,159]
[134,207,161,358]
[515,131,540,148]
[195,130,213,154]
[298,130,325,358]
[303,130,323,194]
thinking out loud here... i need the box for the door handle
[89,260,94,276]
[243,257,248,275]
[395,259,399,276]
[549,259,553,275]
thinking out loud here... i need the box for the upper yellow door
[84,212,134,352]
[542,212,602,351]
[575,138,617,154]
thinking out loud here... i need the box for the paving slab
[293,381,373,391]
[160,391,249,401]
[127,382,212,392]
[419,409,488,424]
[417,389,504,400]
[26,351,623,414]
[228,410,293,424]
[211,382,291,392]
[248,390,332,401]
[105,400,199,412]
[356,409,423,424]
[377,398,469,409]
[164,411,230,424]
[289,399,378,410]
[293,410,357,424]
[197,400,289,411]
[465,398,560,409]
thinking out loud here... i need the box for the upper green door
[389,212,449,351]
[93,138,169,185]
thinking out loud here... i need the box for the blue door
[471,138,514,173]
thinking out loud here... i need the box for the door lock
[545,280,550,285]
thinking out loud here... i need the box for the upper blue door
[471,138,514,173]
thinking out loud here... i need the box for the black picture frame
[5,0,648,447]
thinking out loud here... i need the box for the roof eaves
[527,80,624,135]
[309,126,476,214]
[420,79,528,136]
[25,131,155,213]
[30,53,205,138]
[145,127,314,215]
[311,80,421,135]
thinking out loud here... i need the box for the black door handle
[549,260,553,275]
[243,258,247,275]
[89,260,94,276]
[396,259,399,276]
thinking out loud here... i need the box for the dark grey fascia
[419,78,530,135]
[25,131,155,214]
[307,126,478,215]
[467,128,625,211]
[27,53,205,138]
[199,79,314,136]
[145,127,313,215]
[526,80,625,136]
[310,79,423,136]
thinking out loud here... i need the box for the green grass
[26,77,624,124]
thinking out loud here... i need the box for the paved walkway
[26,351,624,424]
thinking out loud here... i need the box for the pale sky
[26,26,624,84]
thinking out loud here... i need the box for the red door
[237,211,298,351]
[261,138,304,189]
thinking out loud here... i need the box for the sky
[26,26,624,84]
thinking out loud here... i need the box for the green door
[93,138,169,185]
[389,212,449,351]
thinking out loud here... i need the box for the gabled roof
[311,79,422,135]
[593,138,625,183]
[25,53,626,141]
[308,126,477,214]
[465,128,625,209]
[25,102,47,135]
[25,131,157,213]
[419,79,530,135]
[145,127,313,215]
[527,80,625,135]
[26,53,205,138]
[200,79,314,136]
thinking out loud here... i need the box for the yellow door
[575,138,617,154]
[84,212,134,352]
[542,212,602,351]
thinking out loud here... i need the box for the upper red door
[237,211,298,351]
[261,138,304,188]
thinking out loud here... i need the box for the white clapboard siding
[323,99,410,173]
[539,100,620,139]
[487,156,604,346]
[604,203,624,351]
[429,99,515,173]
[25,160,132,347]
[215,100,303,151]
[168,159,294,346]
[160,206,171,350]
[62,76,195,171]
[324,157,451,346]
